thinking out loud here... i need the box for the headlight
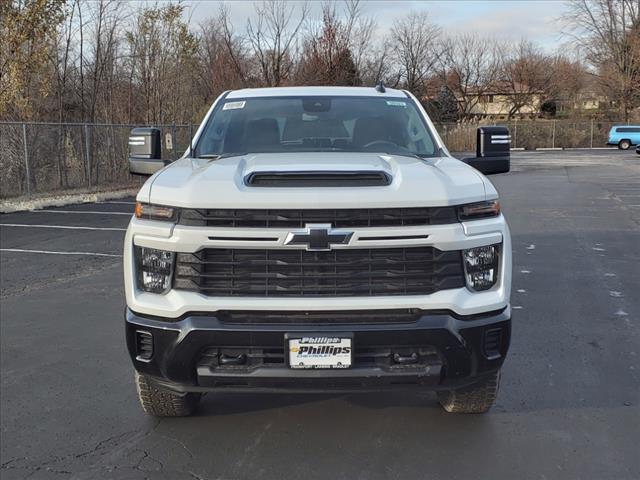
[135,246,175,293]
[458,200,500,221]
[463,244,500,291]
[135,202,178,222]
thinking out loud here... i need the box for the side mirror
[462,126,510,175]
[128,128,164,176]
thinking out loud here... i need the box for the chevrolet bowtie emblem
[284,224,353,251]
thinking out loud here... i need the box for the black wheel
[437,370,500,414]
[619,139,631,150]
[135,371,201,417]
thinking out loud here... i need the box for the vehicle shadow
[194,389,442,417]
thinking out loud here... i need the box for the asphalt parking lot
[1,150,639,479]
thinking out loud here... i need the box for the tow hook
[393,352,419,365]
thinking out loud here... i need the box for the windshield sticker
[223,101,246,110]
[386,100,407,107]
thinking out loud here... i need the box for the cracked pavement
[1,150,639,479]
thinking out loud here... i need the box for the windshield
[195,96,439,158]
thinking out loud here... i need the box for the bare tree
[49,0,80,123]
[126,3,198,124]
[85,0,123,123]
[390,12,443,96]
[500,40,554,118]
[46,0,81,188]
[8,0,637,126]
[247,0,309,86]
[441,34,501,120]
[565,0,640,120]
[343,0,376,78]
[197,6,251,109]
[548,55,590,113]
[217,5,250,87]
[296,2,361,85]
[359,40,391,86]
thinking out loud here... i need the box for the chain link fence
[0,119,626,200]
[0,122,193,199]
[435,119,622,152]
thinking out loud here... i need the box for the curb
[0,188,139,213]
[563,147,617,150]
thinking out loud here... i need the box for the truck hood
[144,152,490,209]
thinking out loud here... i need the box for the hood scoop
[244,171,392,187]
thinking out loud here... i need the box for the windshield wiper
[197,152,247,160]
[376,151,433,160]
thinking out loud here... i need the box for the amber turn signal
[458,200,501,221]
[134,202,176,221]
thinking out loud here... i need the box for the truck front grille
[173,247,465,297]
[179,207,458,228]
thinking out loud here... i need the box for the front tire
[437,370,500,414]
[619,140,631,150]
[135,371,201,417]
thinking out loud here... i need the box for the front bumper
[126,307,511,393]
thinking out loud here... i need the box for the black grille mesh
[179,207,458,228]
[174,247,464,297]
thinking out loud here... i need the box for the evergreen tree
[435,85,459,122]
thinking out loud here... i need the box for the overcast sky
[183,0,571,52]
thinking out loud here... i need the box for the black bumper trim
[126,307,510,393]
[128,306,508,324]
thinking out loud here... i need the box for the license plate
[288,336,352,369]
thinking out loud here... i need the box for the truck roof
[226,86,407,99]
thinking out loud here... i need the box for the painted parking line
[0,223,126,231]
[34,210,132,216]
[0,248,122,257]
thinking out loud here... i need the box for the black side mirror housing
[462,126,511,175]
[128,127,164,176]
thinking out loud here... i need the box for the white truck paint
[124,86,513,416]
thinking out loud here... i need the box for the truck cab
[124,86,512,416]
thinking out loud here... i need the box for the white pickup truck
[124,86,512,416]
